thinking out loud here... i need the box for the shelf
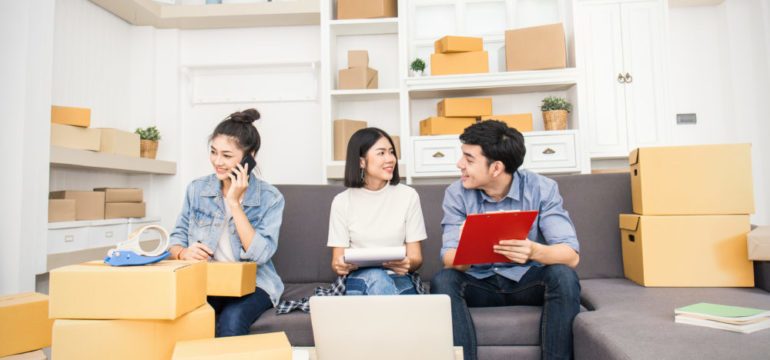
[48,217,161,229]
[88,0,320,29]
[331,88,400,101]
[326,161,407,180]
[50,146,177,175]
[406,68,579,99]
[329,18,399,36]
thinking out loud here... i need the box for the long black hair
[209,108,261,156]
[344,127,400,188]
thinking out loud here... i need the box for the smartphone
[231,153,256,177]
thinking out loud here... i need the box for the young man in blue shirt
[431,120,581,360]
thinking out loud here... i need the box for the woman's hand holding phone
[226,161,250,207]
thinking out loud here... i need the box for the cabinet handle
[432,151,445,158]
[617,73,625,83]
[64,235,74,243]
[105,231,113,238]
[624,72,633,83]
[542,148,556,155]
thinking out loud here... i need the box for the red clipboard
[452,210,539,266]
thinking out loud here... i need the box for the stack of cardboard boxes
[502,23,567,72]
[619,144,756,287]
[338,50,378,90]
[0,293,53,359]
[420,98,533,136]
[96,188,146,219]
[49,187,146,222]
[431,36,489,76]
[51,105,140,157]
[332,119,401,161]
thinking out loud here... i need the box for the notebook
[675,303,770,334]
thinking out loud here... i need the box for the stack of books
[675,303,770,334]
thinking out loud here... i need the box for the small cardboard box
[48,199,76,223]
[52,304,214,360]
[391,135,401,159]
[333,119,367,161]
[49,191,105,221]
[420,117,477,136]
[619,214,754,287]
[97,128,140,158]
[0,350,47,360]
[207,262,257,297]
[431,51,489,76]
[504,23,566,71]
[481,114,534,132]
[348,50,369,68]
[748,226,770,261]
[172,332,291,360]
[338,67,378,89]
[94,188,143,203]
[50,123,101,151]
[0,293,53,358]
[337,0,397,20]
[434,36,484,54]
[105,202,146,219]
[51,105,90,128]
[437,98,493,117]
[49,260,207,320]
[630,144,754,215]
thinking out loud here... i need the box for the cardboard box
[333,119,367,161]
[49,191,105,221]
[431,51,489,76]
[52,304,214,360]
[481,114,534,132]
[97,128,140,158]
[50,123,101,152]
[338,67,378,89]
[619,214,754,287]
[748,226,770,261]
[0,293,53,358]
[172,332,291,360]
[48,199,76,223]
[94,188,143,203]
[336,0,396,20]
[49,260,206,320]
[437,98,493,117]
[207,262,257,297]
[630,144,754,215]
[51,105,90,128]
[105,202,146,219]
[420,117,477,136]
[348,50,369,68]
[391,135,401,159]
[434,36,484,54]
[0,351,46,360]
[504,23,566,71]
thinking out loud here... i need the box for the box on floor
[0,293,53,358]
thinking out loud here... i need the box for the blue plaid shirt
[440,169,579,282]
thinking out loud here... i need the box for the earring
[360,168,365,181]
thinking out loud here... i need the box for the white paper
[344,246,406,267]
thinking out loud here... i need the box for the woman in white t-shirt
[327,127,427,295]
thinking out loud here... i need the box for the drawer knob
[542,148,556,155]
[432,151,445,158]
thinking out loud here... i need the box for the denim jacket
[169,173,285,306]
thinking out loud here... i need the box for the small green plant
[541,97,572,113]
[135,126,161,141]
[410,58,426,73]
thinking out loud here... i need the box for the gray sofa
[251,173,770,359]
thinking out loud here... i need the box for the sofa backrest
[274,173,631,284]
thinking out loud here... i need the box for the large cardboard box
[338,67,378,89]
[49,191,105,221]
[172,332,291,360]
[52,304,214,360]
[97,128,140,158]
[94,188,143,203]
[437,98,493,117]
[0,293,53,358]
[420,117,477,136]
[504,23,566,71]
[333,119,367,161]
[0,350,46,360]
[207,262,257,297]
[49,260,206,320]
[348,50,369,68]
[50,123,101,151]
[619,214,754,287]
[51,106,90,128]
[630,144,754,215]
[481,114,534,132]
[105,202,146,219]
[431,51,489,76]
[336,0,396,20]
[434,36,484,54]
[748,226,770,261]
[48,199,76,223]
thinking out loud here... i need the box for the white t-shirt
[214,202,237,262]
[327,184,427,248]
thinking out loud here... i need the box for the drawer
[523,133,577,170]
[87,222,128,249]
[48,227,88,254]
[413,138,462,174]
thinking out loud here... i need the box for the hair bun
[229,108,260,124]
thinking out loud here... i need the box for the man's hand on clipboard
[493,239,542,264]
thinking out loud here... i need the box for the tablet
[452,210,539,266]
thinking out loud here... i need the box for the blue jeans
[345,268,417,295]
[207,287,273,337]
[431,265,581,360]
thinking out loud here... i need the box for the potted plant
[135,126,161,159]
[410,58,426,77]
[540,96,572,131]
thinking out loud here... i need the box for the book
[453,210,538,266]
[343,246,406,268]
[674,303,770,334]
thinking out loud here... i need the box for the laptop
[309,295,455,360]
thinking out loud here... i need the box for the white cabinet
[576,0,667,158]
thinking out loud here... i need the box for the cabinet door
[621,0,667,150]
[578,2,629,157]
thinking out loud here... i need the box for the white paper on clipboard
[344,246,406,267]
